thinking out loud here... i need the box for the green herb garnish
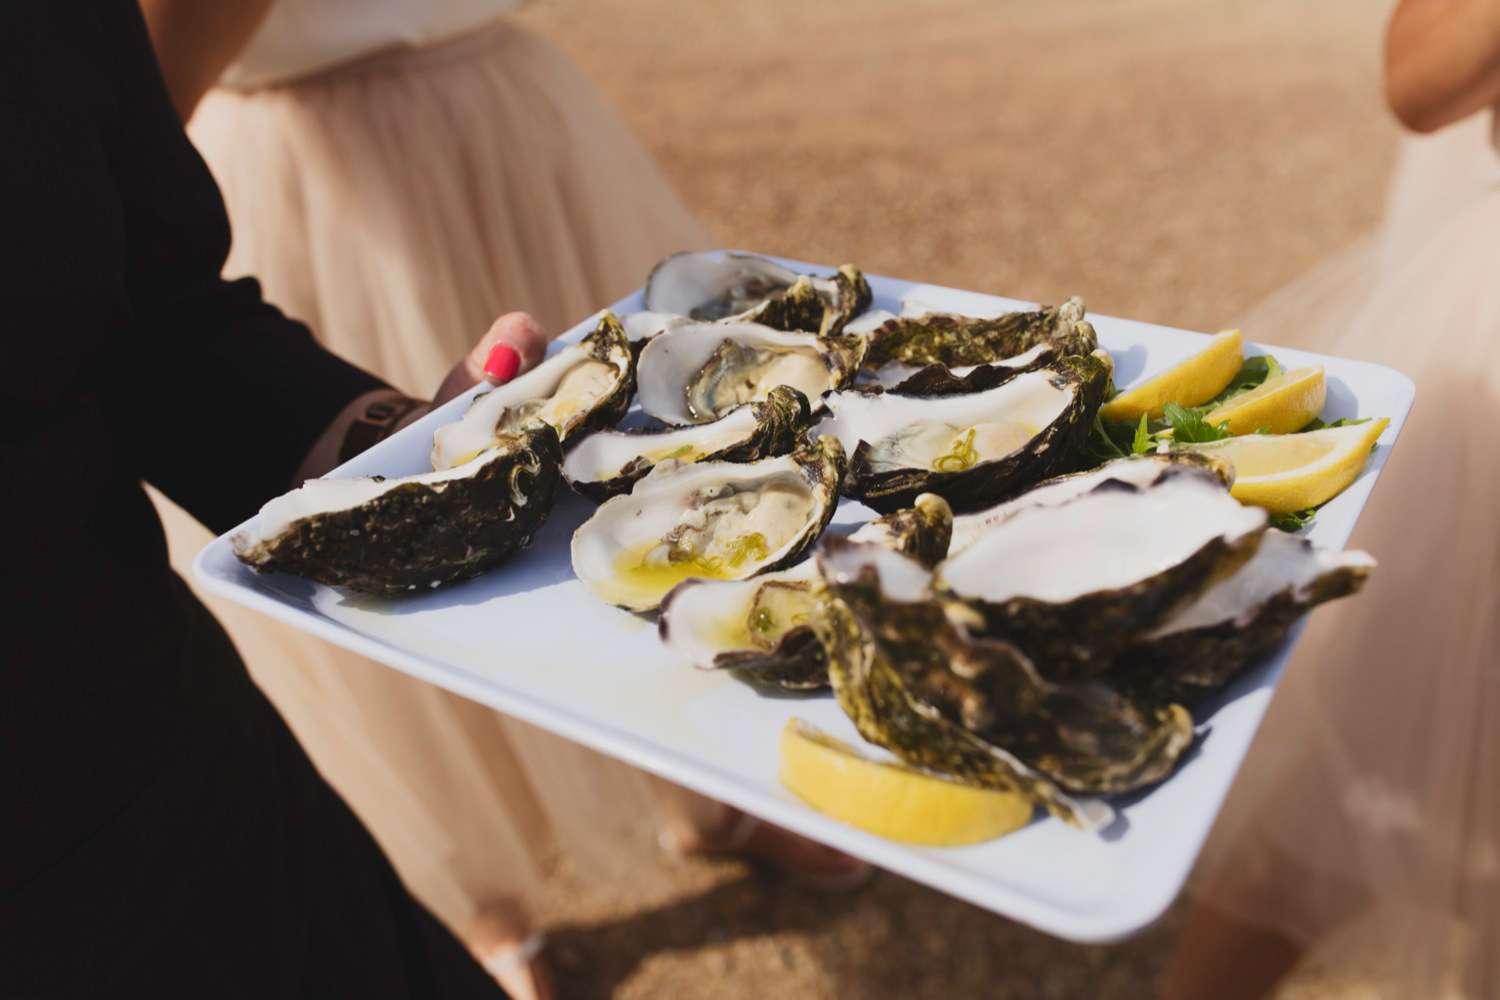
[1081,413,1132,464]
[1268,507,1318,532]
[1300,415,1372,432]
[1204,354,1281,409]
[1162,402,1233,443]
[1131,413,1153,455]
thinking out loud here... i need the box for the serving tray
[195,260,1415,943]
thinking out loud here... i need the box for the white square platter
[195,259,1416,943]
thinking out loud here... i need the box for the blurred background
[502,1,1400,997]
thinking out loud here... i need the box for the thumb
[433,312,549,409]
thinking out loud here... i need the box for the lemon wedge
[1180,418,1389,514]
[1198,365,1327,436]
[779,718,1033,846]
[1099,329,1244,423]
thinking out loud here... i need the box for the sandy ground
[501,2,1401,997]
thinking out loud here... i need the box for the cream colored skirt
[153,19,712,932]
[1191,112,1500,998]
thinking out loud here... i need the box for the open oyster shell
[430,312,634,470]
[818,539,1195,797]
[658,494,954,690]
[814,540,1114,828]
[636,320,865,425]
[816,352,1113,513]
[1110,529,1376,703]
[863,296,1098,370]
[948,452,1236,555]
[659,561,826,689]
[234,423,562,597]
[644,251,872,336]
[936,463,1267,681]
[562,385,812,503]
[862,345,1062,395]
[571,436,845,612]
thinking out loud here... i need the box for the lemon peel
[779,718,1033,846]
[1179,418,1389,514]
[1099,328,1244,423]
[1199,365,1327,436]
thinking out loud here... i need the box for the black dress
[0,3,506,997]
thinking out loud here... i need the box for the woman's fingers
[433,312,548,408]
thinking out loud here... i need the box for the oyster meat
[431,312,634,469]
[936,463,1267,680]
[644,251,872,336]
[658,493,954,690]
[636,320,865,425]
[233,424,562,597]
[571,437,844,612]
[1111,529,1375,703]
[816,352,1113,512]
[864,296,1098,370]
[659,561,827,688]
[562,385,812,502]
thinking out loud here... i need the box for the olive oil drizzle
[726,532,769,569]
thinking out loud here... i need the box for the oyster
[233,424,562,597]
[947,452,1235,554]
[660,561,827,688]
[818,538,1195,797]
[571,436,845,612]
[658,494,954,690]
[644,251,872,336]
[619,310,686,346]
[862,345,1059,395]
[814,540,1113,828]
[844,491,955,571]
[840,309,896,337]
[936,463,1267,681]
[636,320,865,425]
[431,312,634,469]
[864,296,1098,370]
[1110,530,1375,703]
[816,352,1113,513]
[562,386,812,503]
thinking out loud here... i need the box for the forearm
[295,390,431,484]
[139,0,278,120]
[1385,0,1500,132]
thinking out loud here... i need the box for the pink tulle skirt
[1192,111,1500,998]
[152,18,712,932]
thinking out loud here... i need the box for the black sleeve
[94,0,388,534]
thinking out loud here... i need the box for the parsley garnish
[1162,402,1233,443]
[1300,415,1372,432]
[1211,355,1281,406]
[1081,413,1131,464]
[1268,507,1318,532]
[1131,414,1153,455]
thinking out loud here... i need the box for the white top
[221,0,518,89]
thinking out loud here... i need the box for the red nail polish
[484,343,520,382]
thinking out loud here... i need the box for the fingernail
[484,343,520,382]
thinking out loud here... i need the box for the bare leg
[648,773,733,848]
[648,775,871,889]
[1162,899,1304,1000]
